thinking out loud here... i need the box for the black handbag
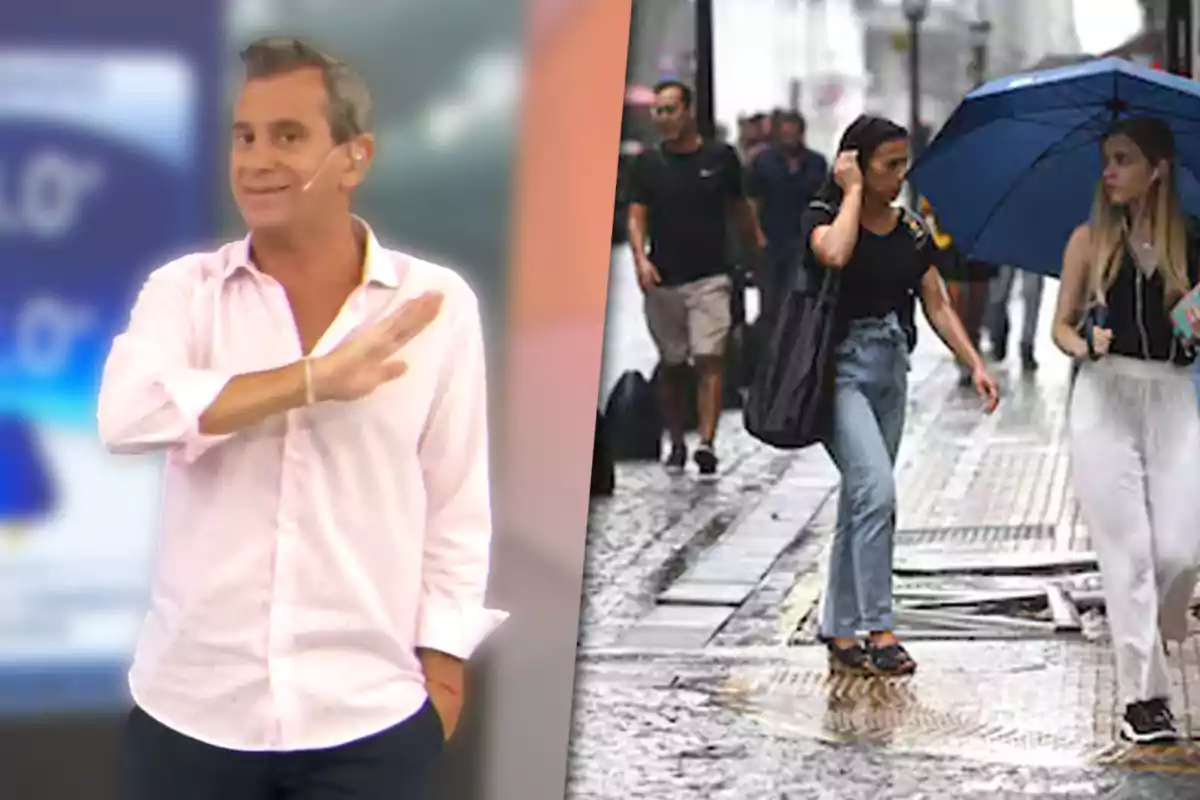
[743,254,841,449]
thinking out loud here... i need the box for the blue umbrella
[908,57,1200,277]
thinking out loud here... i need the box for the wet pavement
[570,252,1200,798]
[567,650,1200,799]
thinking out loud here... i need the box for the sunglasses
[651,105,680,116]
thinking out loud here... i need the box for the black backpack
[590,410,615,496]
[603,370,663,461]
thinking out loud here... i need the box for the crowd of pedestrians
[623,78,1200,747]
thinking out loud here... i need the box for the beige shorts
[644,273,733,366]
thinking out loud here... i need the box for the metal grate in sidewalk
[895,524,1056,548]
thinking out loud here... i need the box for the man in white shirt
[99,37,506,800]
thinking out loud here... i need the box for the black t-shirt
[628,140,745,286]
[800,200,935,344]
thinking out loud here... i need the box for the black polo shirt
[627,140,744,287]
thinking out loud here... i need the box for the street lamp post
[902,0,930,157]
[695,0,716,139]
[1166,0,1193,76]
[968,17,992,89]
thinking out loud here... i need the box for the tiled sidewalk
[580,272,1200,792]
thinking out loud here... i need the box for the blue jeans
[819,314,909,638]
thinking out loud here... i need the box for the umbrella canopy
[908,57,1200,276]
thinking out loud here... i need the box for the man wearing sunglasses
[627,80,764,477]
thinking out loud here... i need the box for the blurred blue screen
[0,0,222,714]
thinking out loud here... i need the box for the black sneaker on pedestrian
[693,443,718,477]
[1020,343,1039,372]
[1120,698,1178,744]
[867,641,917,676]
[991,341,1008,363]
[664,442,687,472]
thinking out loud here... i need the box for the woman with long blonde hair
[1053,116,1200,744]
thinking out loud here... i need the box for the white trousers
[1069,355,1200,706]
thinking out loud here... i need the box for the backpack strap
[895,206,931,352]
[897,206,933,250]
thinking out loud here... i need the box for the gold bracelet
[303,357,315,406]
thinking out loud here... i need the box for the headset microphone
[299,145,363,193]
[300,147,340,193]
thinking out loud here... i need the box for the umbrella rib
[961,108,1111,257]
[948,100,1099,136]
[957,74,1200,133]
[916,115,1107,183]
[1121,102,1200,127]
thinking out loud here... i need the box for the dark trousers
[119,700,445,800]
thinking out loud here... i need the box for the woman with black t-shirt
[1053,116,1200,744]
[802,115,1000,677]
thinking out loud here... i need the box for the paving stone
[655,453,838,609]
[580,412,798,647]
[618,604,734,649]
[658,581,758,606]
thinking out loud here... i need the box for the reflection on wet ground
[714,641,1200,774]
[568,649,1200,799]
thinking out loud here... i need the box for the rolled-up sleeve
[414,278,508,660]
[96,259,235,463]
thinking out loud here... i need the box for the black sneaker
[664,442,687,471]
[1120,698,1178,744]
[693,443,718,477]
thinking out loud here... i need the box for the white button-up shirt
[96,221,507,751]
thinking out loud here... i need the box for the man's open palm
[313,291,444,402]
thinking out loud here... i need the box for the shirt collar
[224,216,401,288]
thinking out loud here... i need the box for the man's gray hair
[239,36,373,143]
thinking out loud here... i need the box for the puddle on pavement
[701,642,1200,775]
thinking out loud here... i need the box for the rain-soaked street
[565,250,1200,799]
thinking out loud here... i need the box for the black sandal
[824,639,874,676]
[868,642,917,676]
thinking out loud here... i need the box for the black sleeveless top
[1104,241,1196,366]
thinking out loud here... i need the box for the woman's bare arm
[810,187,863,269]
[1052,225,1093,359]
